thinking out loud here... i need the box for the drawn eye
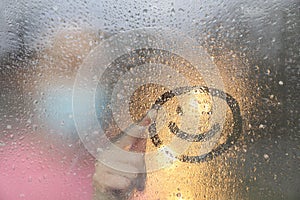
[176,106,183,116]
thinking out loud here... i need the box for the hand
[93,110,157,200]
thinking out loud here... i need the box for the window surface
[0,0,299,199]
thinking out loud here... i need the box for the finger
[116,109,157,149]
[97,146,145,171]
[96,111,154,171]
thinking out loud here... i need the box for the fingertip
[139,109,158,126]
[139,116,151,126]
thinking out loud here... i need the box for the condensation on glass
[0,0,299,200]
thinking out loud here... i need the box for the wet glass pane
[0,0,299,199]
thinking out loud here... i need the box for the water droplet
[176,192,182,198]
[263,154,269,160]
[117,93,124,99]
[32,124,38,131]
[259,124,266,129]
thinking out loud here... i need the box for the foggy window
[0,0,299,199]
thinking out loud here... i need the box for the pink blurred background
[0,132,95,200]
